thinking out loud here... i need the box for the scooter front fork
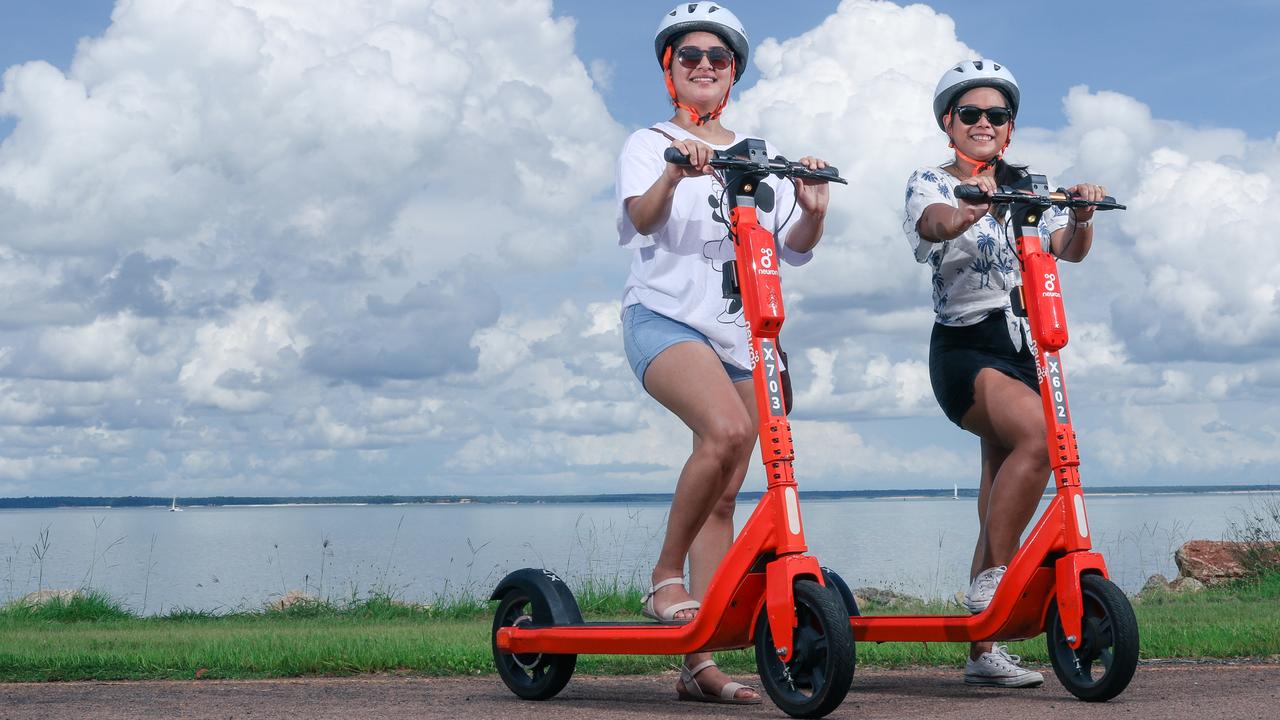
[1054,553,1109,649]
[764,554,825,663]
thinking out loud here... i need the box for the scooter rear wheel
[491,588,577,700]
[755,579,856,719]
[1045,574,1139,702]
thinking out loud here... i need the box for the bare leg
[971,438,1010,579]
[642,342,755,623]
[960,369,1050,659]
[680,378,760,701]
[969,437,1010,657]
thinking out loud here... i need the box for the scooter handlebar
[953,183,1124,210]
[663,147,846,184]
[663,147,694,165]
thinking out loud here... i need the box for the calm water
[0,492,1273,614]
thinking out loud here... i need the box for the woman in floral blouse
[903,59,1108,688]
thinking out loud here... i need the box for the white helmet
[932,59,1020,130]
[654,3,749,84]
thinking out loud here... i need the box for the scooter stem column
[1012,203,1091,554]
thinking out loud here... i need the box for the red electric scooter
[491,139,855,718]
[830,176,1139,701]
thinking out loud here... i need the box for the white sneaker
[963,565,1006,613]
[964,644,1045,688]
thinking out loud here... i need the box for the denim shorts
[622,303,752,389]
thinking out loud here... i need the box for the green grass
[1123,570,1280,659]
[1,575,1276,682]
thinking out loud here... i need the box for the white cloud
[1089,404,1280,476]
[731,0,975,306]
[31,315,154,381]
[0,0,627,494]
[0,454,98,481]
[794,345,934,419]
[1059,321,1129,379]
[444,422,680,485]
[1116,148,1279,354]
[792,420,969,482]
[588,59,615,92]
[717,0,1280,484]
[177,302,306,412]
[0,0,1275,495]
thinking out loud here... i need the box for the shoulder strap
[648,126,678,143]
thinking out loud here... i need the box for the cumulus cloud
[718,0,1279,483]
[1089,404,1280,481]
[178,301,306,412]
[791,420,970,484]
[0,454,98,481]
[3,314,155,382]
[792,344,935,420]
[300,267,500,385]
[0,0,1274,495]
[0,0,624,494]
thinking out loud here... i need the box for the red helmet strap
[663,47,733,127]
[945,113,1014,177]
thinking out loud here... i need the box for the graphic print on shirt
[921,170,949,201]
[970,216,1016,292]
[928,250,956,324]
[701,183,746,328]
[905,166,1068,342]
[703,231,746,326]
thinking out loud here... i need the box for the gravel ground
[1,661,1276,720]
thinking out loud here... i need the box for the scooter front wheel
[755,579,856,719]
[491,587,577,700]
[820,567,860,617]
[1045,574,1139,702]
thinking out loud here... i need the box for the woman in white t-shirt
[616,3,833,705]
[903,59,1108,688]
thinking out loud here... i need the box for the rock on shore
[1174,539,1277,586]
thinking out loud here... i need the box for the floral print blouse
[903,166,1069,350]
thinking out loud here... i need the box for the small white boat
[170,496,183,512]
[953,484,959,500]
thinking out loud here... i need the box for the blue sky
[4,1,1278,141]
[0,1,1277,497]
[551,0,1280,136]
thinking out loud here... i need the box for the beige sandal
[677,659,761,705]
[640,577,700,625]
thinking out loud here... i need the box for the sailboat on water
[170,496,183,512]
[953,483,959,500]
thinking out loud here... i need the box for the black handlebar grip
[953,184,986,200]
[812,166,841,180]
[1065,190,1120,206]
[663,147,691,165]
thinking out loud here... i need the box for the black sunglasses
[675,46,734,71]
[953,105,1013,127]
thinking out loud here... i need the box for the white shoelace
[972,565,1007,596]
[991,644,1022,667]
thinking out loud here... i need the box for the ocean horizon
[2,483,1277,511]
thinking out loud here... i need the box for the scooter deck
[849,564,1058,643]
[514,621,692,628]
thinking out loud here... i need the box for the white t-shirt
[617,121,812,370]
[903,165,1069,350]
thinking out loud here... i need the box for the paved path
[1,662,1276,719]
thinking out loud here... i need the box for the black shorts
[929,312,1039,427]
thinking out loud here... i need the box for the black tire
[1045,574,1139,702]
[755,579,856,718]
[820,567,860,617]
[491,588,577,700]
